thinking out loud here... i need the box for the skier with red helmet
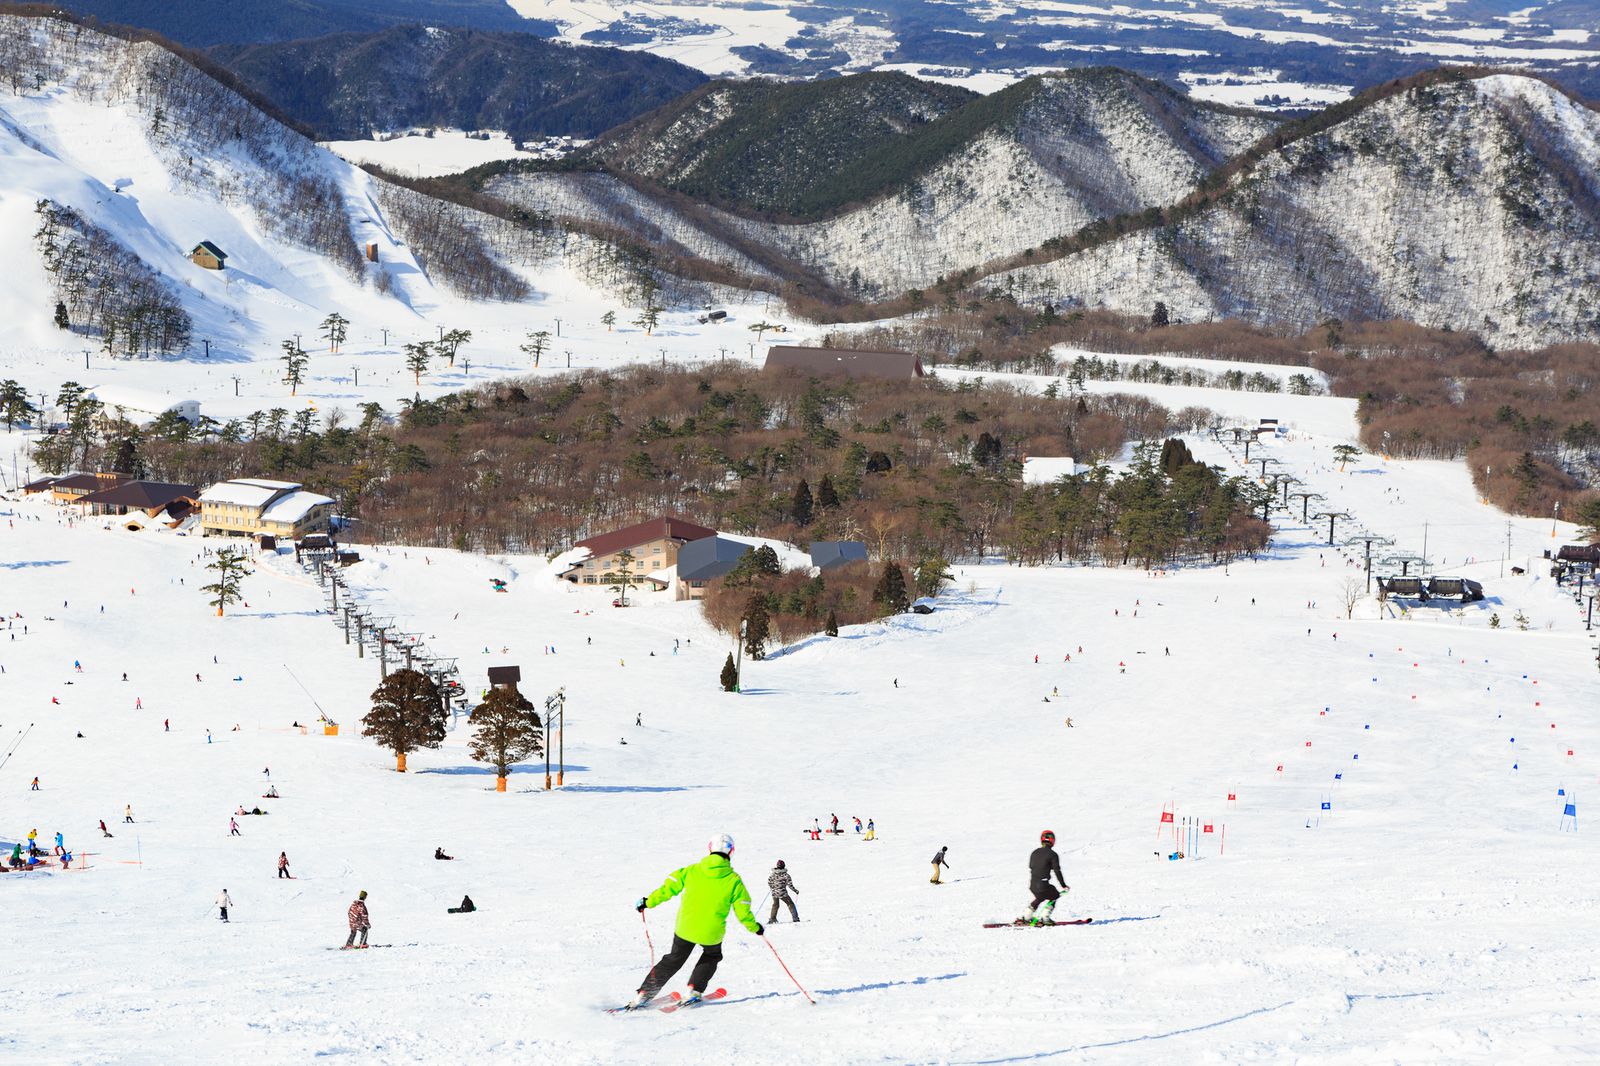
[1024,830,1069,925]
[625,832,763,1009]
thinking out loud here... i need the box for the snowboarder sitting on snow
[434,847,454,861]
[344,891,371,948]
[1024,830,1069,925]
[767,860,799,923]
[627,833,763,1009]
[448,895,476,914]
[265,786,279,798]
[930,846,950,884]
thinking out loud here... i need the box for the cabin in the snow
[559,515,716,588]
[764,346,925,380]
[189,241,227,270]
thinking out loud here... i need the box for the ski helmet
[708,832,735,856]
[775,859,785,869]
[1040,830,1056,846]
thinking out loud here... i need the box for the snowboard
[660,988,727,1013]
[982,918,1093,928]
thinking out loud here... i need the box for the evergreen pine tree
[1151,301,1170,327]
[824,610,839,637]
[467,687,543,789]
[201,548,250,617]
[53,301,69,330]
[793,478,813,526]
[873,563,909,615]
[720,653,739,692]
[817,474,840,509]
[363,668,447,772]
[914,554,952,598]
[743,596,769,661]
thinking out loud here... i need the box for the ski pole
[640,910,655,968]
[762,936,815,1005]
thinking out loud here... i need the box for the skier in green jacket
[627,833,763,1008]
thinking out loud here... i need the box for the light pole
[554,317,562,338]
[231,376,241,397]
[82,349,90,370]
[735,619,747,694]
[351,366,359,387]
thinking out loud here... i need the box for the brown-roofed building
[560,515,716,586]
[45,471,131,504]
[765,345,925,380]
[75,480,199,521]
[22,476,58,495]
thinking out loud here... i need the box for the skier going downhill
[217,889,232,923]
[625,833,763,1010]
[1024,830,1069,925]
[767,859,799,924]
[930,846,950,884]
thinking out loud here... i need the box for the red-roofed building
[559,515,716,586]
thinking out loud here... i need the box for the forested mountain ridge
[484,67,1275,296]
[210,25,708,141]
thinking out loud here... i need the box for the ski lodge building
[198,478,335,539]
[559,515,716,588]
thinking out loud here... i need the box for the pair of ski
[608,988,727,1014]
[982,918,1093,928]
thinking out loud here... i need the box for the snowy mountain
[486,69,1276,296]
[996,71,1600,347]
[0,13,735,359]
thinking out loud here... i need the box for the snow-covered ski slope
[3,390,1598,1063]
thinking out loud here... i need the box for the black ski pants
[1030,882,1060,908]
[640,935,722,995]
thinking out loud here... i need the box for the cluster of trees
[377,182,531,302]
[33,199,192,357]
[1060,354,1320,396]
[362,669,542,788]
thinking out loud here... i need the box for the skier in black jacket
[1025,830,1068,924]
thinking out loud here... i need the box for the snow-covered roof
[200,479,302,507]
[259,489,334,525]
[87,386,199,415]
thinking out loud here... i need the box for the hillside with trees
[49,0,547,47]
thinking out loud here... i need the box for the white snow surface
[3,380,1600,1062]
[321,131,539,179]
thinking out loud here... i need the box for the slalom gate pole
[640,910,655,968]
[763,937,815,1005]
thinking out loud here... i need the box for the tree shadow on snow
[560,784,718,794]
[418,764,591,776]
[1,559,70,569]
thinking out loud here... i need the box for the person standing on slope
[277,852,291,879]
[626,833,762,1009]
[930,846,950,884]
[1023,830,1069,925]
[344,890,371,949]
[767,859,799,924]
[217,889,232,923]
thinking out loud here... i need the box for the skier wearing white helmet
[625,832,763,1009]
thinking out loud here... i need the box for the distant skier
[625,833,762,1010]
[278,852,291,879]
[767,859,799,924]
[865,819,876,841]
[99,820,112,838]
[853,817,862,835]
[448,895,476,914]
[830,813,839,834]
[344,891,371,948]
[30,776,39,791]
[229,818,240,837]
[930,846,949,884]
[1023,830,1069,925]
[53,831,64,855]
[124,805,134,824]
[217,889,232,923]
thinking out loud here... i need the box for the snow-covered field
[321,131,542,179]
[3,389,1598,1062]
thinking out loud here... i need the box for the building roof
[23,476,58,492]
[260,489,335,525]
[677,536,753,582]
[48,472,131,493]
[808,540,869,570]
[191,241,227,260]
[487,665,521,686]
[75,480,198,510]
[574,516,717,561]
[1556,544,1600,564]
[764,345,925,380]
[200,479,303,508]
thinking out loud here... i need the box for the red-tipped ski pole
[763,936,815,1005]
[641,910,656,968]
